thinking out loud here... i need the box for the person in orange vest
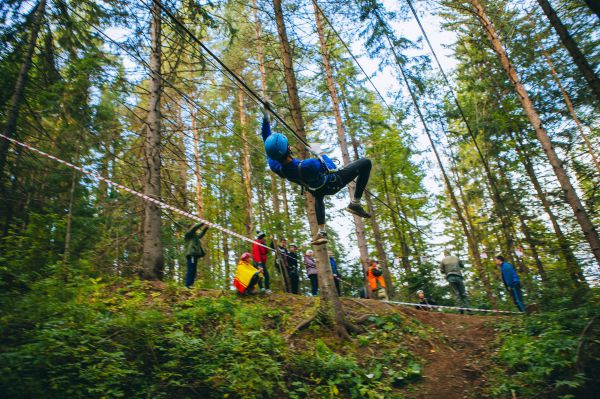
[367,259,388,300]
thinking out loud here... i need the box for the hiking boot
[346,202,371,218]
[311,231,328,245]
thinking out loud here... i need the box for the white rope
[384,300,522,315]
[0,133,269,250]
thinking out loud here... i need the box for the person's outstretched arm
[197,226,209,239]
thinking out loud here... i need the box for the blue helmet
[300,158,326,188]
[265,133,289,161]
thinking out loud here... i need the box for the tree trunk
[63,168,78,267]
[141,0,164,280]
[0,0,46,180]
[192,110,204,219]
[513,131,585,286]
[583,0,600,19]
[281,180,290,220]
[365,191,394,298]
[237,88,254,236]
[382,173,411,273]
[312,0,372,290]
[424,127,496,306]
[470,0,600,267]
[273,0,350,339]
[536,0,600,103]
[528,16,600,177]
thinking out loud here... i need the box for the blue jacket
[262,116,335,190]
[501,261,520,288]
[329,256,339,276]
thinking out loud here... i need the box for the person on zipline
[261,103,372,245]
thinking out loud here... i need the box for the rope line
[0,133,271,251]
[384,300,521,315]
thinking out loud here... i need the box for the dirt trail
[398,307,504,399]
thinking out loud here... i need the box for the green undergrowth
[486,289,600,399]
[0,277,425,398]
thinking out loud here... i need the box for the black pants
[334,277,341,296]
[247,273,260,293]
[312,158,371,225]
[509,284,526,312]
[185,255,198,288]
[255,262,270,290]
[289,271,300,294]
[308,274,319,296]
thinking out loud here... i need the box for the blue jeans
[509,284,526,312]
[186,255,198,288]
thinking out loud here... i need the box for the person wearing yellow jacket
[233,252,262,295]
[367,259,388,300]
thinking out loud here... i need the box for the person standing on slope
[495,255,526,312]
[261,103,372,245]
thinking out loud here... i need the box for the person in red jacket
[252,231,271,293]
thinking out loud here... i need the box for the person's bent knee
[360,158,372,170]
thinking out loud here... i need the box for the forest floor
[171,285,506,399]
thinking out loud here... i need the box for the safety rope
[384,299,521,315]
[0,133,271,251]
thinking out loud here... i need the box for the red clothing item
[252,239,268,264]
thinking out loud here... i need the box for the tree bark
[382,173,411,273]
[583,0,600,19]
[237,88,254,236]
[365,191,394,298]
[528,16,600,177]
[191,110,204,219]
[141,0,164,280]
[0,0,46,180]
[470,0,600,267]
[536,0,600,103]
[513,131,585,286]
[312,0,372,291]
[273,0,350,339]
[424,126,496,306]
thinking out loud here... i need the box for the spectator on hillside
[287,243,300,294]
[415,290,436,311]
[275,238,292,293]
[252,231,271,294]
[184,223,209,288]
[328,250,341,296]
[440,250,470,313]
[304,249,318,296]
[367,259,388,300]
[233,252,262,295]
[495,255,526,312]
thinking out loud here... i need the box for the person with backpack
[367,259,387,300]
[495,255,526,312]
[261,103,372,245]
[184,222,209,288]
[233,252,262,295]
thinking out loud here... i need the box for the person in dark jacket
[495,255,526,312]
[414,290,436,311]
[287,243,300,294]
[261,104,372,245]
[252,232,271,294]
[184,223,209,288]
[328,250,341,296]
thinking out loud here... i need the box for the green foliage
[0,277,430,398]
[488,290,600,398]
